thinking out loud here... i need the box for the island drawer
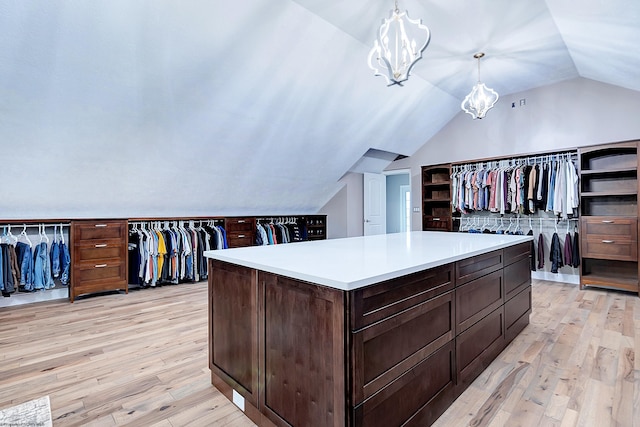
[350,263,454,330]
[505,285,532,342]
[352,341,455,427]
[504,256,531,301]
[350,290,454,404]
[455,249,503,285]
[503,242,532,266]
[456,306,505,388]
[455,269,503,334]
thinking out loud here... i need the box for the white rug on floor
[0,395,52,427]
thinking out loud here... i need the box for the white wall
[386,173,410,233]
[386,77,640,230]
[319,172,363,239]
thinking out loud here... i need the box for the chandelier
[461,52,499,119]
[367,1,431,86]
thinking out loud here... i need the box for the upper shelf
[581,167,637,176]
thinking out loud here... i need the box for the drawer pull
[95,244,107,248]
[237,220,246,223]
[601,220,615,224]
[94,224,108,228]
[601,240,615,244]
[95,264,108,268]
[433,217,440,221]
[238,234,246,238]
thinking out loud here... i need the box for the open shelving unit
[579,140,640,295]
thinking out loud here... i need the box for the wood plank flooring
[0,280,638,426]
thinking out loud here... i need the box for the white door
[364,173,386,235]
[399,184,411,232]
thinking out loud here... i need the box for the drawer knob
[601,240,615,244]
[95,244,108,248]
[601,220,614,224]
[95,224,108,227]
[95,264,108,268]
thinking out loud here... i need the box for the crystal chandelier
[367,1,431,86]
[461,53,499,119]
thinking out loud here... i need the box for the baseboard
[531,271,579,285]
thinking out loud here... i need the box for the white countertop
[204,231,532,291]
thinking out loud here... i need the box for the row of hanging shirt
[458,216,579,274]
[256,218,307,245]
[1,225,70,296]
[128,220,228,287]
[451,154,579,219]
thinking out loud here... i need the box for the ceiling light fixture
[367,0,431,87]
[461,52,499,119]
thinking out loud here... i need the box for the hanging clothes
[572,232,580,268]
[563,232,573,266]
[549,232,564,273]
[537,233,545,270]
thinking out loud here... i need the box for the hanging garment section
[456,215,580,274]
[451,152,579,219]
[255,217,309,245]
[1,224,70,297]
[128,220,228,287]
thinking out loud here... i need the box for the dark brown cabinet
[421,164,455,231]
[225,217,257,248]
[208,241,532,427]
[579,140,639,295]
[70,219,128,302]
[305,215,327,240]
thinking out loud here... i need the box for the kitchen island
[205,231,533,427]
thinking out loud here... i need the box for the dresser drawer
[581,217,637,241]
[226,217,255,232]
[227,232,255,248]
[74,239,127,262]
[456,269,503,333]
[74,220,127,241]
[75,260,126,283]
[582,238,637,261]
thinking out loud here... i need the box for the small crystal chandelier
[461,52,499,119]
[367,0,431,86]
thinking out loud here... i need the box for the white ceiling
[0,1,639,217]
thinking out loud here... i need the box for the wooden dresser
[579,140,639,295]
[224,217,256,248]
[70,219,128,302]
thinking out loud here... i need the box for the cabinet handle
[95,244,107,248]
[237,220,246,223]
[433,217,441,221]
[601,240,615,244]
[95,264,108,268]
[238,234,245,238]
[94,224,108,227]
[601,220,614,224]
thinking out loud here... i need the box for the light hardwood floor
[0,280,638,426]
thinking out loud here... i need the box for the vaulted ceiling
[1,1,639,217]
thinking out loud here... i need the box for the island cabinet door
[209,260,259,409]
[258,272,346,427]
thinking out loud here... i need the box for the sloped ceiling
[0,1,638,218]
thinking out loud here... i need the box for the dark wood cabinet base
[208,241,532,427]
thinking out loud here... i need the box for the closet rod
[453,217,578,222]
[451,148,578,168]
[1,223,70,228]
[452,152,578,173]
